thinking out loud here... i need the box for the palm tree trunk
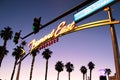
[90,70,92,80]
[29,56,35,80]
[57,72,60,80]
[108,75,109,80]
[83,74,85,80]
[0,40,7,67]
[3,40,7,48]
[0,53,4,67]
[10,59,18,80]
[68,72,70,80]
[45,59,48,80]
[16,57,22,80]
[86,74,87,80]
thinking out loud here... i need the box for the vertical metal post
[106,7,120,80]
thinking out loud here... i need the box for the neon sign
[74,0,115,22]
[28,19,120,52]
[28,21,76,52]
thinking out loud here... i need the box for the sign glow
[28,19,120,52]
[74,0,115,22]
[28,21,76,52]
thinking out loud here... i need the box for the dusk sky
[0,0,120,80]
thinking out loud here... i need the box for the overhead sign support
[106,7,120,80]
[18,1,120,80]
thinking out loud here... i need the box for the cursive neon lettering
[54,21,66,37]
[28,39,38,50]
[59,21,75,34]
[28,21,76,51]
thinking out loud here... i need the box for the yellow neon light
[28,19,120,52]
[20,48,25,56]
[74,20,120,32]
[28,21,76,52]
[59,20,120,37]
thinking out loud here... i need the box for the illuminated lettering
[28,39,38,50]
[60,21,75,34]
[28,21,76,51]
[54,21,66,37]
[49,29,55,38]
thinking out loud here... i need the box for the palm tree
[16,41,26,80]
[80,66,87,80]
[0,26,13,67]
[11,46,23,80]
[29,48,39,80]
[88,61,95,80]
[0,46,9,67]
[21,41,27,47]
[65,62,74,80]
[0,26,13,47]
[42,48,52,80]
[55,61,64,80]
[105,68,111,80]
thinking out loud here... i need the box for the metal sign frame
[74,0,118,23]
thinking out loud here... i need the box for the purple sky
[0,0,120,80]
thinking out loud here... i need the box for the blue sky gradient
[0,0,120,80]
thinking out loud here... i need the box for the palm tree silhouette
[105,68,111,80]
[55,61,64,80]
[0,46,8,67]
[80,66,87,80]
[29,48,39,80]
[65,62,74,80]
[88,61,95,80]
[16,41,26,80]
[42,48,52,80]
[0,26,13,67]
[21,41,27,47]
[10,46,23,80]
[0,26,13,47]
